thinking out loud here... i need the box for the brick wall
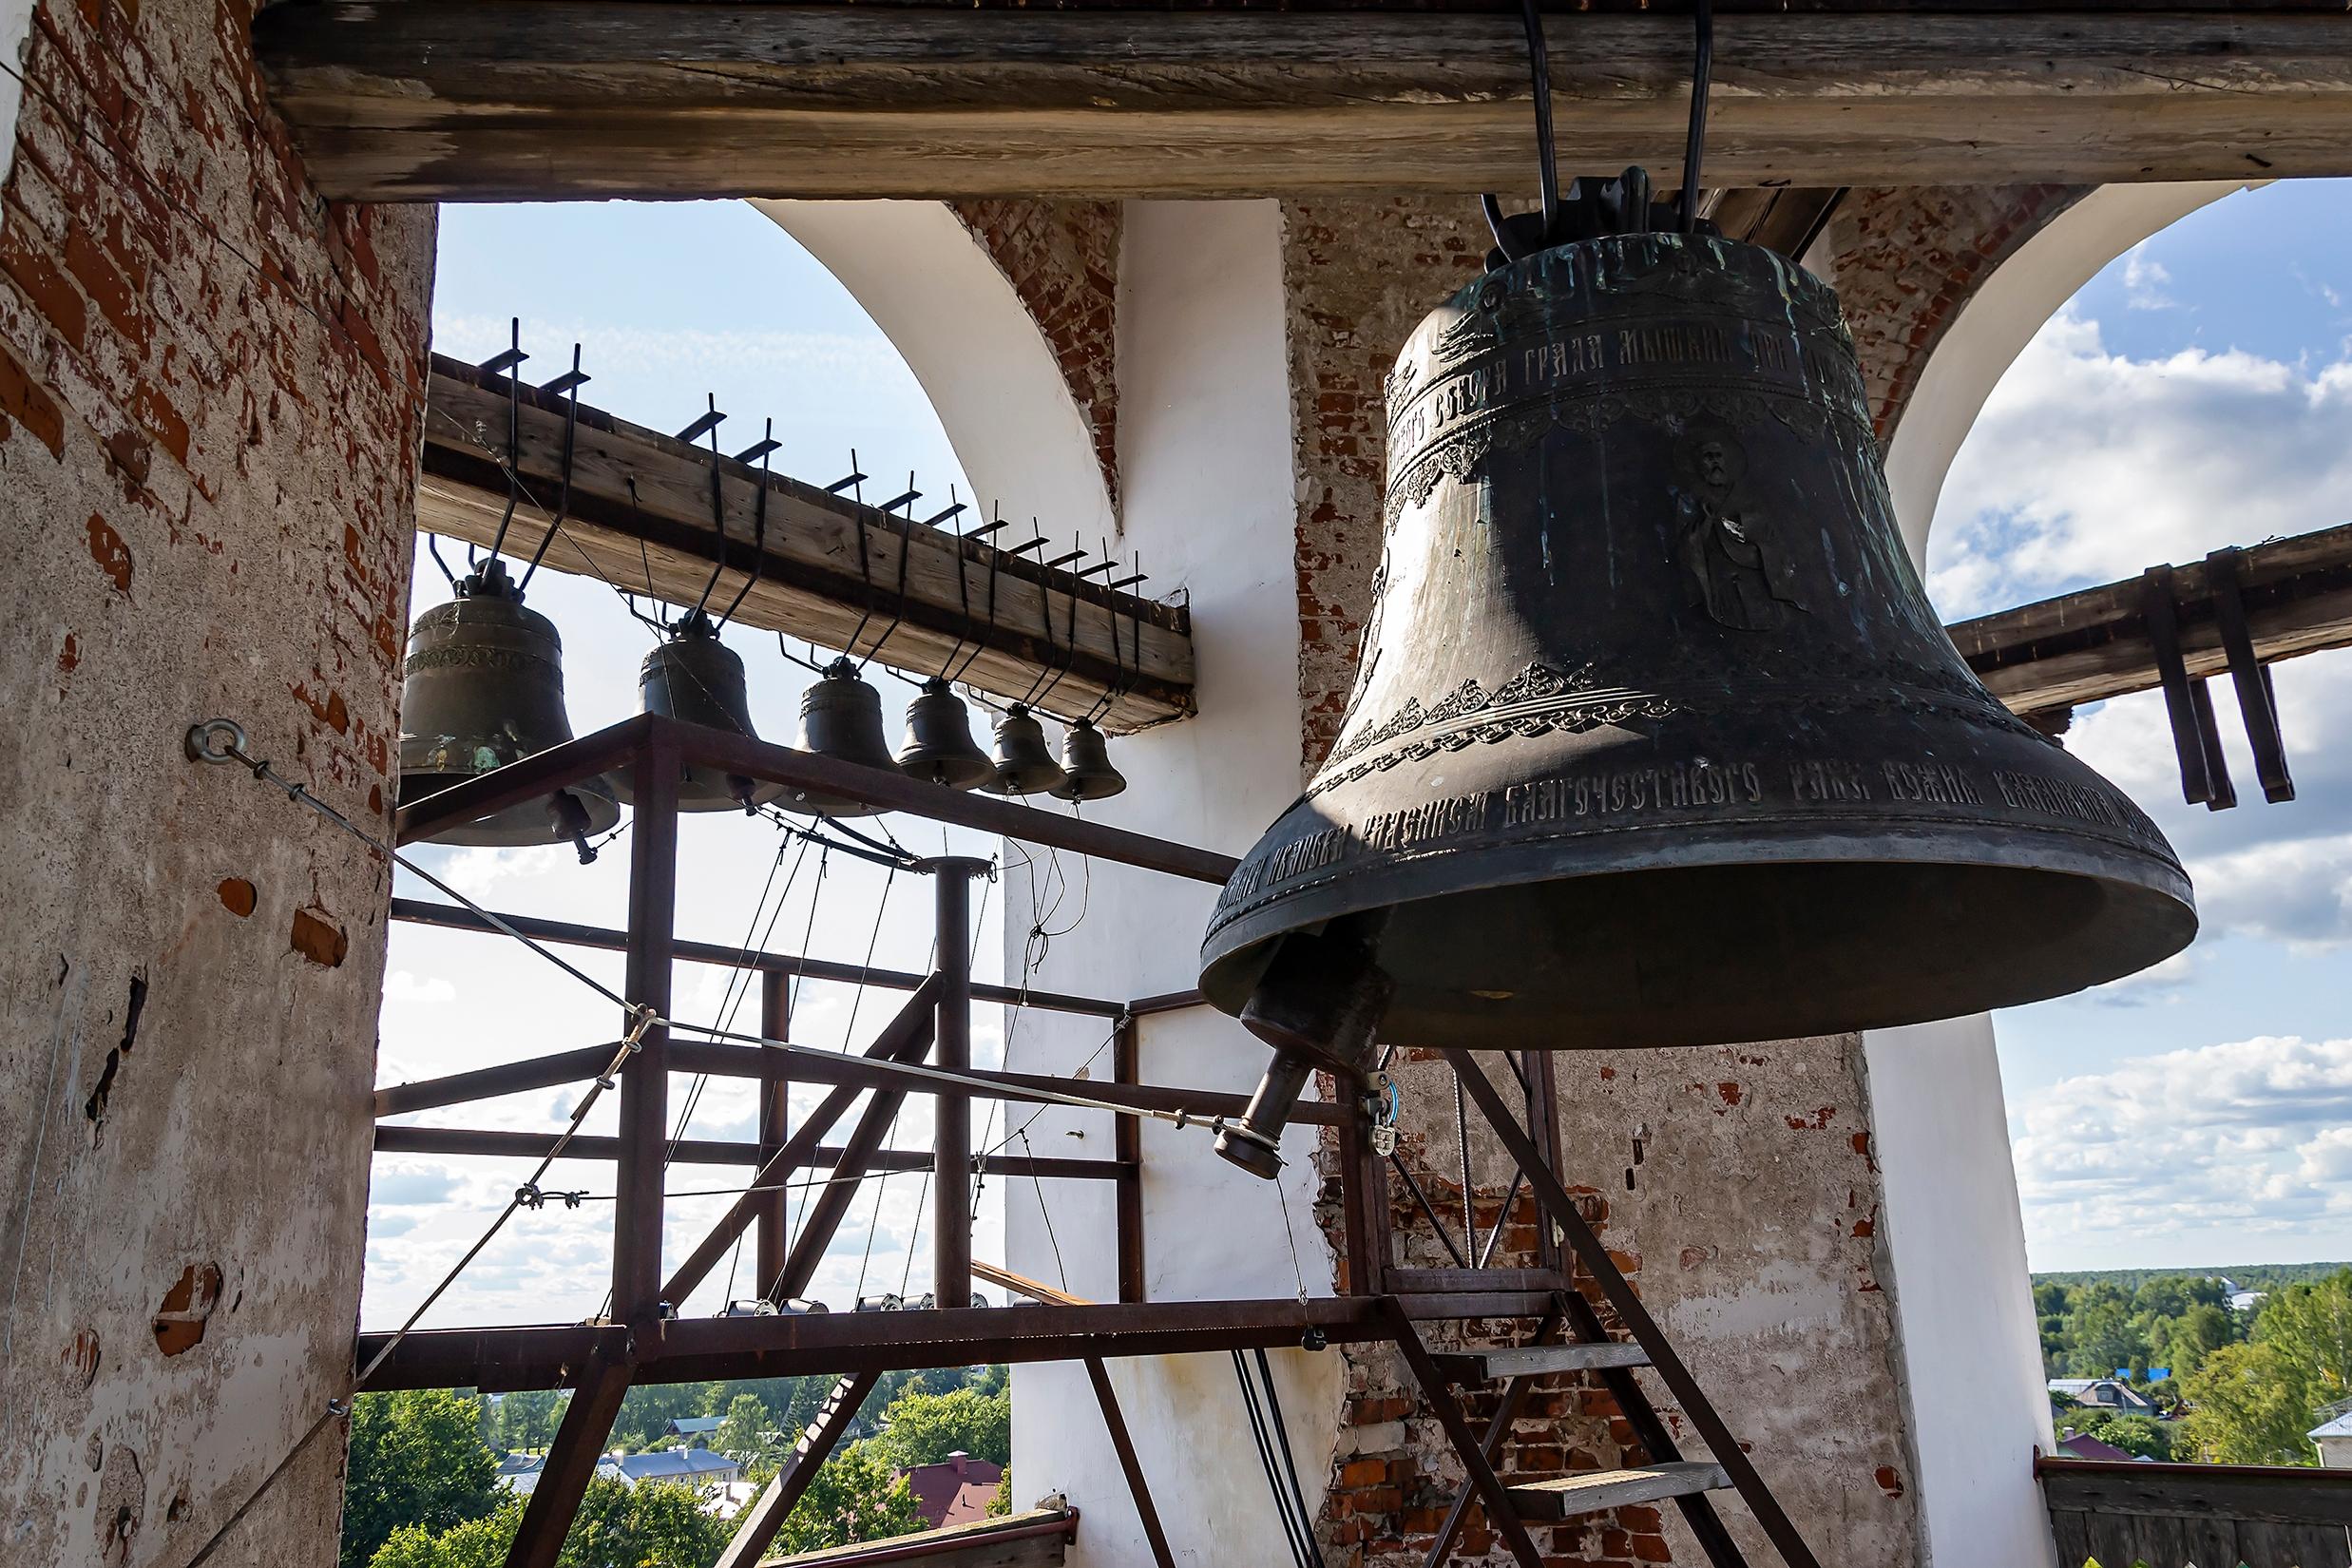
[0,0,433,1558]
[1820,184,2087,442]
[954,199,1122,515]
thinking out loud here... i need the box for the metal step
[1431,1342,1653,1382]
[1506,1461,1731,1521]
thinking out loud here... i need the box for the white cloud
[2122,247,2177,311]
[420,843,579,901]
[2014,1035,2352,1252]
[381,970,457,1005]
[1928,310,2352,618]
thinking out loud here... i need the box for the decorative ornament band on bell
[396,556,621,848]
[897,679,996,792]
[614,609,784,813]
[778,657,903,818]
[1202,229,2194,1072]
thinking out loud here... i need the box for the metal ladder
[1382,1047,1827,1568]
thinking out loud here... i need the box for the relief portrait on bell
[1670,417,1805,632]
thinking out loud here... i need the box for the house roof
[2310,1413,2352,1440]
[615,1447,742,1482]
[669,1416,725,1435]
[903,1453,1004,1529]
[2057,1432,2138,1463]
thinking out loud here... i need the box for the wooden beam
[257,7,2352,201]
[1950,523,2352,717]
[418,356,1192,735]
[715,1370,881,1568]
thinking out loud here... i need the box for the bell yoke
[1200,226,2196,1178]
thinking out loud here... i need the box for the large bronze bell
[779,658,901,817]
[897,679,995,791]
[985,704,1067,797]
[1051,718,1126,803]
[616,610,782,813]
[1200,230,2195,1168]
[397,558,620,848]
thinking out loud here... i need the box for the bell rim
[1199,815,2195,1048]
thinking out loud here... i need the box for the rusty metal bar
[1549,1287,1752,1568]
[1388,1152,1471,1270]
[1085,1359,1176,1568]
[1380,1297,1544,1568]
[1422,1304,1563,1568]
[357,1294,1554,1392]
[667,717,1235,884]
[1444,1048,1823,1568]
[503,1346,633,1568]
[928,859,984,1310]
[396,714,650,847]
[660,1038,1349,1126]
[773,1066,919,1304]
[371,1123,1123,1181]
[614,732,679,1319]
[391,896,1125,1018]
[713,1370,881,1568]
[1114,1015,1145,1305]
[663,983,938,1308]
[373,1042,621,1119]
[757,968,793,1299]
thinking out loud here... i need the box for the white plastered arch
[1855,179,2254,1568]
[754,200,1116,540]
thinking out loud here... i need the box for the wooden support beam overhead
[258,6,2352,201]
[1950,523,2352,717]
[419,356,1193,734]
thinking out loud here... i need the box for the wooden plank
[2036,1457,2352,1527]
[1431,1342,1652,1382]
[1950,523,2352,717]
[256,7,2352,200]
[418,356,1191,734]
[1505,1461,1731,1523]
[974,1259,1091,1307]
[764,1507,1077,1568]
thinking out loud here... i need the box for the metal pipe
[926,858,987,1308]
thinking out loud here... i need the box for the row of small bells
[394,558,1123,848]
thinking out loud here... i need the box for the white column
[1003,198,1346,1566]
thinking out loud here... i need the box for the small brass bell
[779,658,901,818]
[985,704,1067,797]
[616,609,781,813]
[397,557,620,849]
[896,679,995,792]
[1051,718,1126,802]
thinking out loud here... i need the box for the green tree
[369,1479,731,1568]
[2251,1269,2352,1414]
[715,1393,774,1463]
[2064,1286,2147,1379]
[775,1443,922,1557]
[868,1385,1011,1470]
[986,1470,1012,1519]
[2151,1302,2238,1382]
[341,1389,501,1568]
[2182,1342,2319,1464]
[496,1389,567,1453]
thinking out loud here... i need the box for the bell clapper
[1215,912,1396,1181]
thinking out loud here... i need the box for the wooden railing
[2039,1454,2352,1568]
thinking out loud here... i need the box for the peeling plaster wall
[0,0,433,1558]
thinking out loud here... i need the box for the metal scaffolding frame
[373,712,1814,1568]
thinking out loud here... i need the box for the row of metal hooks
[447,319,1162,736]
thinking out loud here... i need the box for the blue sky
[369,187,2352,1329]
[1923,180,2352,1272]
